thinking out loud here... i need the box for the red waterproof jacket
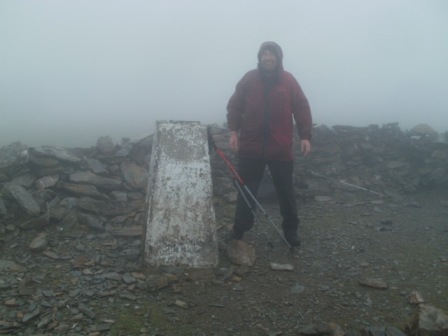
[227,56,312,161]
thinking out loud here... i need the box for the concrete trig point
[143,120,218,268]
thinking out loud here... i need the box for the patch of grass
[111,309,144,336]
[109,301,194,336]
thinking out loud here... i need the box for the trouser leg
[234,158,266,233]
[267,161,299,232]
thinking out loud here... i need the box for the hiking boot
[284,231,301,247]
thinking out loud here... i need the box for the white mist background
[1,0,448,147]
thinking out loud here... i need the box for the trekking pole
[310,171,385,197]
[231,178,274,248]
[208,130,291,249]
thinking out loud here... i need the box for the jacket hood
[257,41,284,73]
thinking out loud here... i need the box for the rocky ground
[1,182,447,336]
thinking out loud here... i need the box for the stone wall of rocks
[209,123,448,200]
[0,135,153,233]
[1,123,447,231]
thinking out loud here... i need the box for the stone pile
[295,123,448,194]
[0,135,152,235]
[209,123,448,201]
[1,123,447,234]
[0,123,448,335]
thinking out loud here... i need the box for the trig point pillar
[143,121,218,267]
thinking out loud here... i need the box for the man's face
[260,49,278,72]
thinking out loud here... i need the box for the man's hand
[229,131,239,153]
[301,139,311,156]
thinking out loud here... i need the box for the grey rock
[0,142,28,169]
[18,210,50,230]
[61,182,105,198]
[120,160,148,190]
[122,272,136,284]
[358,277,389,289]
[35,174,59,189]
[0,259,18,271]
[78,213,105,231]
[226,240,256,266]
[3,182,41,216]
[70,170,122,189]
[78,303,96,319]
[407,304,448,336]
[31,146,81,163]
[97,136,115,155]
[83,157,108,174]
[29,232,48,251]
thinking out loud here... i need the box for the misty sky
[1,1,448,147]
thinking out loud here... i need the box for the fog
[1,0,448,147]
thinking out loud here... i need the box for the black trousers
[234,157,299,233]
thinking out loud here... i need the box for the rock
[30,146,81,163]
[35,174,59,189]
[78,303,96,319]
[175,299,188,309]
[409,290,425,304]
[61,182,106,199]
[29,232,48,251]
[270,262,294,271]
[0,142,28,170]
[146,274,176,291]
[409,124,438,141]
[83,157,108,174]
[78,213,105,231]
[407,304,448,336]
[358,278,389,289]
[120,160,148,190]
[315,196,333,202]
[226,240,256,266]
[97,136,115,155]
[18,211,50,230]
[2,182,41,216]
[0,259,19,271]
[70,170,122,189]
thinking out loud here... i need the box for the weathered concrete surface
[144,121,217,268]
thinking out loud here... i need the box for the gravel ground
[1,187,447,335]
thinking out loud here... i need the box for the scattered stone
[407,304,448,336]
[270,262,294,271]
[120,160,148,190]
[358,278,389,289]
[2,182,41,216]
[0,142,28,169]
[97,136,115,155]
[226,240,256,266]
[29,232,48,251]
[315,196,333,202]
[174,299,188,309]
[70,170,122,189]
[78,303,96,319]
[409,290,425,304]
[31,146,81,163]
[35,174,59,189]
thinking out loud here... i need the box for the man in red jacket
[226,41,312,247]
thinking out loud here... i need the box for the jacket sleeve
[226,75,247,131]
[291,76,312,140]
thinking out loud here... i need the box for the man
[226,41,312,247]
